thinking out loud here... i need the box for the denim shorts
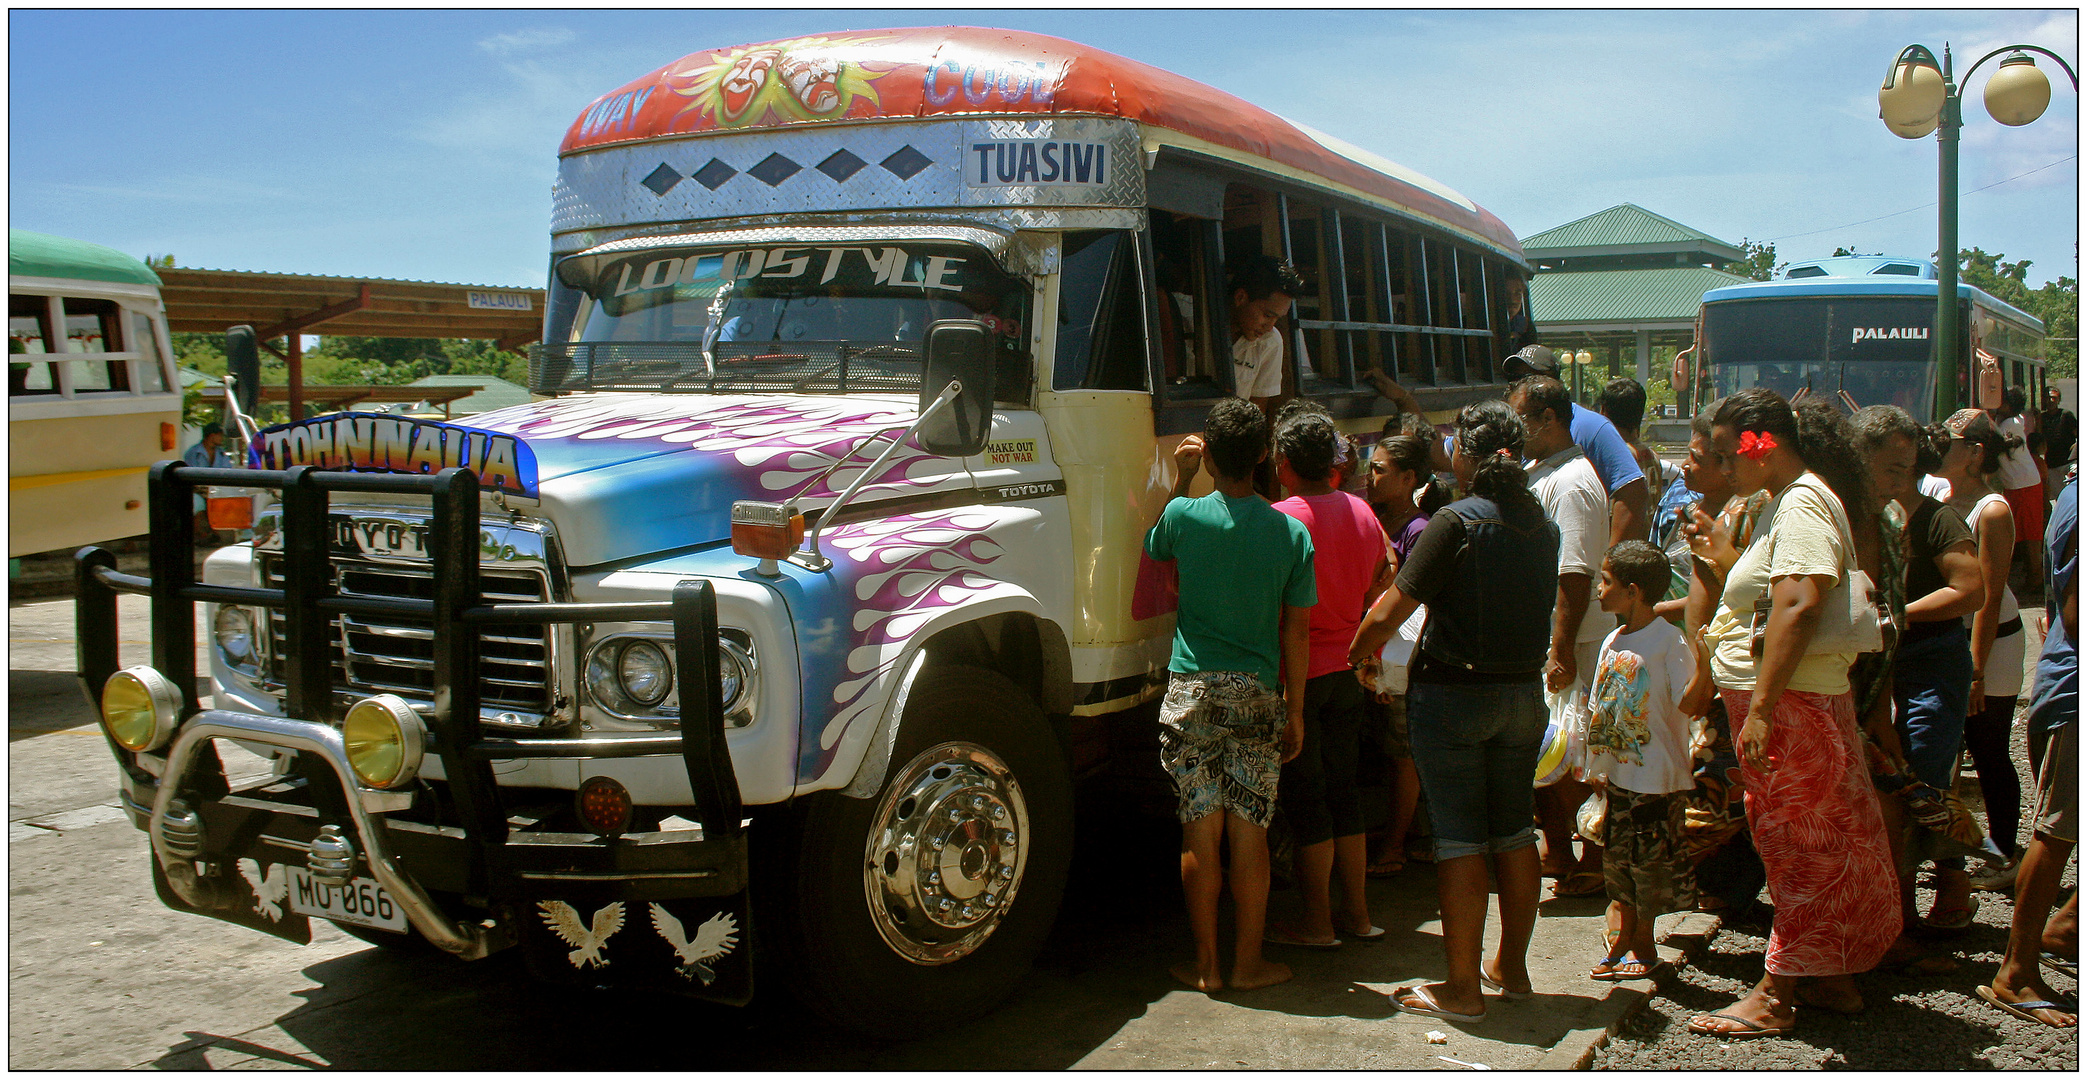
[1408,679,1545,862]
[1891,626,1973,791]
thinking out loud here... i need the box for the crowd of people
[1143,323,2078,1037]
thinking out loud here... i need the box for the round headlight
[343,694,425,789]
[101,666,182,752]
[214,606,258,673]
[618,641,672,707]
[718,637,756,719]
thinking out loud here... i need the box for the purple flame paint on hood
[466,394,964,566]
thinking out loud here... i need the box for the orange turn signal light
[206,494,253,530]
[160,422,177,451]
[576,775,634,838]
[730,501,804,561]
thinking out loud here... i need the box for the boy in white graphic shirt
[1584,540,1716,980]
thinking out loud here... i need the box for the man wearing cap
[183,421,230,543]
[1367,345,1648,545]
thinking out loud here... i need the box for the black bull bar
[76,462,751,994]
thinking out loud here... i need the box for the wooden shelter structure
[155,267,543,420]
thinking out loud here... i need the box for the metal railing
[76,461,746,860]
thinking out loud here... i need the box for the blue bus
[1691,255,2046,422]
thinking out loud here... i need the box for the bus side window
[10,293,57,396]
[129,310,170,394]
[1149,211,1218,394]
[61,296,129,393]
[1054,231,1148,392]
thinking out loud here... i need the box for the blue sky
[9,9,2078,290]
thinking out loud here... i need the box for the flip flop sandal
[1590,953,1629,980]
[1391,985,1486,1024]
[1550,872,1605,898]
[2043,951,2079,978]
[1346,924,1388,942]
[1608,957,1663,980]
[1366,859,1406,878]
[1264,926,1341,949]
[1479,971,1532,1000]
[1687,1010,1791,1039]
[1977,985,2079,1028]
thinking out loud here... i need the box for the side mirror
[225,325,260,416]
[918,320,994,458]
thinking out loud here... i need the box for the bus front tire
[775,665,1072,1038]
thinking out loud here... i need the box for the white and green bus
[9,229,183,556]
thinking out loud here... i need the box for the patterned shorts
[1603,788,1697,919]
[1158,671,1285,828]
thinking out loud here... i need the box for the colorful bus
[1691,254,2046,421]
[85,28,1529,1035]
[10,229,182,556]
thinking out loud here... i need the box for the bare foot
[1170,960,1222,993]
[1228,957,1294,991]
[1688,993,1792,1034]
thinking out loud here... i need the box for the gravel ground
[1594,608,2079,1070]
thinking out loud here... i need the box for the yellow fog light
[343,695,425,789]
[101,666,182,752]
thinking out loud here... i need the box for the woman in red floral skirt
[1682,389,1900,1038]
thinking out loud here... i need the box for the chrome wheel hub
[864,741,1029,965]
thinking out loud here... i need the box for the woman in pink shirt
[1267,402,1394,946]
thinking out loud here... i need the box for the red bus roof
[561,27,1521,258]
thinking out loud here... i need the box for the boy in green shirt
[1145,397,1316,991]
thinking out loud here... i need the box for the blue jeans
[1892,626,1973,791]
[1408,679,1545,862]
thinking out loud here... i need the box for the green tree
[1831,246,1880,258]
[1729,239,1784,282]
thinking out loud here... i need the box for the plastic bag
[1373,605,1428,695]
[1535,686,1587,787]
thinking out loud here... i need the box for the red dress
[1722,688,1902,976]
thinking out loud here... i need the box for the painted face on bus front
[1231,288,1292,342]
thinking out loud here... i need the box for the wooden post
[287,333,304,421]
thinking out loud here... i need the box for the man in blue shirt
[182,422,231,543]
[1368,345,1648,545]
[1982,477,2076,1028]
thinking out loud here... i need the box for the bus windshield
[543,242,1029,397]
[1701,295,1938,418]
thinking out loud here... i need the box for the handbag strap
[1775,473,1858,583]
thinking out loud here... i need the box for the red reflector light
[731,515,804,560]
[576,775,634,837]
[206,495,253,530]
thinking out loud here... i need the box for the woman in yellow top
[1682,389,1900,1039]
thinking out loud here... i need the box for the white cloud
[479,28,576,57]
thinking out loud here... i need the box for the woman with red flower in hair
[1681,388,1900,1039]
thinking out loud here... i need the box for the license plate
[288,866,407,932]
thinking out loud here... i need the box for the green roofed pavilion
[9,229,162,288]
[1519,205,1750,414]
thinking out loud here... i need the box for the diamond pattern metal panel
[747,152,804,187]
[816,149,867,182]
[691,158,739,190]
[640,163,682,196]
[549,117,1145,236]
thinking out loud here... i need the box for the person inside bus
[1366,345,1648,547]
[1228,255,1305,416]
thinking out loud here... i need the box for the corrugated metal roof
[1521,203,1738,254]
[1530,266,1751,324]
[410,374,534,415]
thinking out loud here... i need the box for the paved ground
[11,592,1678,1070]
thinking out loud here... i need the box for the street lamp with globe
[1878,43,2076,412]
